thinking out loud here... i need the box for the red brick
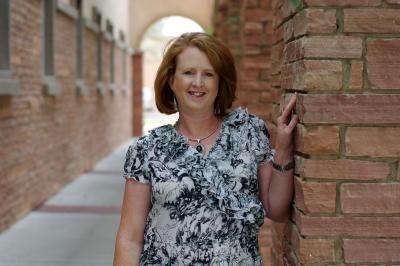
[244,9,273,22]
[349,60,363,89]
[249,103,273,121]
[272,5,285,29]
[244,22,263,34]
[304,0,382,6]
[271,42,284,75]
[294,211,400,237]
[241,81,272,91]
[242,67,259,81]
[398,162,400,180]
[280,0,299,22]
[237,90,262,104]
[270,74,280,87]
[271,25,283,45]
[295,125,340,155]
[260,89,282,103]
[344,239,400,263]
[341,183,400,214]
[283,19,294,42]
[243,45,261,55]
[367,39,400,89]
[281,60,342,91]
[242,55,271,69]
[297,158,390,180]
[294,9,337,36]
[346,127,400,157]
[344,8,400,33]
[245,34,274,46]
[284,36,362,62]
[245,0,259,8]
[290,229,335,264]
[302,36,363,59]
[296,94,400,124]
[260,68,272,81]
[295,178,337,213]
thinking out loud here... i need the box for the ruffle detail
[146,107,266,226]
[190,162,265,226]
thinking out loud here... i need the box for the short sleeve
[123,137,150,184]
[248,115,274,164]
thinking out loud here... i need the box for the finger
[281,94,297,120]
[286,114,299,131]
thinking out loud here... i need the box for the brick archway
[128,0,215,48]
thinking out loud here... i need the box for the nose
[193,73,204,87]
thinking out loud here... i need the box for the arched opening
[139,16,204,134]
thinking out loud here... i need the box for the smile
[188,91,206,97]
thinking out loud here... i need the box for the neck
[176,112,220,140]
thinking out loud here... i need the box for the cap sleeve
[123,137,150,184]
[248,115,274,164]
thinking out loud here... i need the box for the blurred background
[1,0,400,265]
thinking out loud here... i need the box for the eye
[205,72,214,77]
[183,71,193,75]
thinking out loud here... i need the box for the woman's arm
[259,94,298,222]
[113,179,151,266]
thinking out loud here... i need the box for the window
[119,30,127,93]
[106,19,116,94]
[42,0,61,95]
[93,7,105,94]
[75,0,88,95]
[0,0,20,95]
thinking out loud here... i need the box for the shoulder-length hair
[154,32,237,116]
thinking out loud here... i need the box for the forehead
[176,46,215,70]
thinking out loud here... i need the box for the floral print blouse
[123,107,274,265]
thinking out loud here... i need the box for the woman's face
[169,46,219,115]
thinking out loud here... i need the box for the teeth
[189,92,205,96]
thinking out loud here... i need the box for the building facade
[0,0,134,232]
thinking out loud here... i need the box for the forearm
[267,149,294,222]
[113,235,143,266]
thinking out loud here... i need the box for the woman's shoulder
[224,106,264,128]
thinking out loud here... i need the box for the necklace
[175,119,220,155]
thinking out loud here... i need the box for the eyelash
[183,71,214,77]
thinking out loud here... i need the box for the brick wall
[214,0,400,265]
[0,0,133,232]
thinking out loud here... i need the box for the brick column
[132,50,143,137]
[276,0,400,265]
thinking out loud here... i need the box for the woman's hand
[274,94,298,160]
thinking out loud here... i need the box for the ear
[168,75,175,92]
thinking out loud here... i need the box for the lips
[188,91,206,97]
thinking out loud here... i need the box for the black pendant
[195,143,205,154]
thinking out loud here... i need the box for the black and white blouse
[123,107,274,265]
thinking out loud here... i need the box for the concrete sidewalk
[0,139,135,266]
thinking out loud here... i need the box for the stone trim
[85,20,99,33]
[75,79,88,95]
[43,75,61,95]
[0,71,20,95]
[56,0,78,19]
[96,81,105,95]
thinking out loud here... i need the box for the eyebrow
[178,67,216,72]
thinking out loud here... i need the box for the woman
[114,32,298,265]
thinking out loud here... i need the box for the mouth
[188,91,206,97]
